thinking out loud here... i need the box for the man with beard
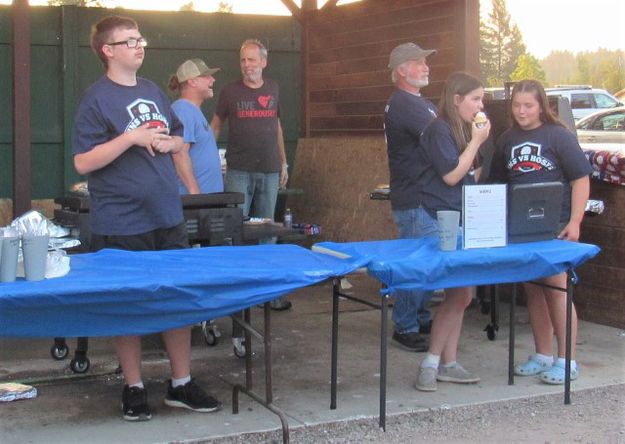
[168,59,223,195]
[383,42,438,352]
[211,38,290,310]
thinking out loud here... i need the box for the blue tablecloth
[0,244,368,338]
[313,237,600,293]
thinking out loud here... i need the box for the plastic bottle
[283,208,293,228]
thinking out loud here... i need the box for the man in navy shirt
[73,16,221,421]
[383,42,438,352]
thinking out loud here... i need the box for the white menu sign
[462,184,507,249]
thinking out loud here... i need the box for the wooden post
[12,0,32,218]
[301,0,316,138]
[455,0,481,76]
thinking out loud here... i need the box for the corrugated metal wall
[0,5,301,199]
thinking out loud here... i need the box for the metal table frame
[329,270,579,431]
[232,303,290,444]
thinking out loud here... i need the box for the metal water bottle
[284,208,293,228]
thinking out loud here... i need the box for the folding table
[0,244,368,444]
[313,237,600,430]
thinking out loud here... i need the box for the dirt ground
[205,384,625,444]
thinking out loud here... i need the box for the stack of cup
[22,233,50,281]
[436,210,460,251]
[1,228,21,282]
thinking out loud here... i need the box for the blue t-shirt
[72,76,184,236]
[172,99,224,194]
[416,119,477,217]
[495,123,593,222]
[384,88,437,210]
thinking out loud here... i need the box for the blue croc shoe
[514,355,552,376]
[540,362,578,385]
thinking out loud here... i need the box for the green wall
[0,5,302,199]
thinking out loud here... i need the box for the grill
[54,192,246,250]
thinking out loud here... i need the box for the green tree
[510,54,546,82]
[47,0,103,6]
[218,1,233,13]
[555,49,625,93]
[180,1,194,11]
[573,54,592,85]
[480,0,527,86]
[599,57,625,93]
[541,50,577,86]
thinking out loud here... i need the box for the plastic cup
[0,236,20,282]
[436,210,460,251]
[22,234,49,281]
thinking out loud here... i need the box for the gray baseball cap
[388,42,436,69]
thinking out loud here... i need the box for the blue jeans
[392,207,438,334]
[224,169,279,221]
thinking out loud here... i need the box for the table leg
[565,271,573,404]
[264,303,273,404]
[230,304,290,443]
[245,307,253,390]
[379,291,388,431]
[508,283,517,385]
[331,278,340,410]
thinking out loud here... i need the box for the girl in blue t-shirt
[495,79,592,385]
[415,72,491,392]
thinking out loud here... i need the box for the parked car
[575,107,625,144]
[546,86,623,120]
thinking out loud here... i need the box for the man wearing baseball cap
[384,42,438,352]
[168,59,223,194]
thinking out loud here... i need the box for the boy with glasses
[72,15,221,422]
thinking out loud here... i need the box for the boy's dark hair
[90,16,138,68]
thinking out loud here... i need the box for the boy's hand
[151,133,177,153]
[132,124,171,157]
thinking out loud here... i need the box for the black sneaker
[122,385,152,422]
[392,331,428,352]
[164,379,221,413]
[419,320,433,335]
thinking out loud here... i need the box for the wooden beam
[12,0,32,218]
[280,0,303,23]
[301,0,317,137]
[454,0,480,76]
[321,0,338,9]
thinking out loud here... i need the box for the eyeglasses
[106,37,148,49]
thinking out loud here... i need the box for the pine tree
[480,0,527,86]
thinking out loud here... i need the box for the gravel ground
[201,384,625,444]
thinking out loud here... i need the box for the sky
[482,0,624,58]
[4,0,623,59]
